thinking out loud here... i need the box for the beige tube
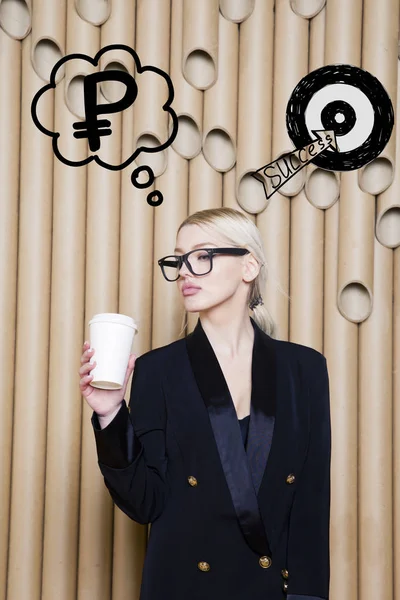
[75,0,110,26]
[41,83,87,600]
[358,240,393,600]
[323,201,358,600]
[170,0,202,159]
[290,0,326,18]
[77,87,123,600]
[182,0,219,90]
[111,77,152,600]
[64,0,100,119]
[219,0,255,22]
[0,29,20,600]
[255,192,291,339]
[305,5,340,208]
[133,0,171,178]
[236,0,274,213]
[325,0,362,65]
[98,0,136,103]
[271,0,308,197]
[337,172,374,322]
[358,0,398,195]
[289,190,324,347]
[0,0,31,39]
[203,13,238,172]
[376,59,400,248]
[223,167,255,223]
[187,152,223,332]
[6,37,54,600]
[152,148,189,348]
[31,0,65,83]
[394,247,400,600]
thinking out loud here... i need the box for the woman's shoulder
[272,335,327,370]
[134,336,186,368]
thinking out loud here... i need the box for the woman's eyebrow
[173,242,217,253]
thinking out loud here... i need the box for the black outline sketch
[286,64,394,171]
[31,44,179,173]
[251,130,337,200]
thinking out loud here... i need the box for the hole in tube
[290,0,326,18]
[66,75,86,118]
[376,207,400,247]
[101,62,129,103]
[203,129,236,172]
[172,116,201,159]
[184,50,216,89]
[75,0,109,25]
[305,168,339,208]
[33,38,63,83]
[237,172,268,213]
[0,0,30,38]
[278,154,305,196]
[359,157,394,195]
[339,282,371,322]
[135,134,166,177]
[219,0,255,22]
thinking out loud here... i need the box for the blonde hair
[176,207,284,338]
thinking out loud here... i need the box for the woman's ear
[243,254,260,283]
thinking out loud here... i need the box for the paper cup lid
[89,313,138,330]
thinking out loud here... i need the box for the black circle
[147,190,163,206]
[320,100,356,137]
[131,165,155,189]
[286,64,394,171]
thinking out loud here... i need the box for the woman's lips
[182,287,201,296]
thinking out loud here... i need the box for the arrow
[251,130,338,200]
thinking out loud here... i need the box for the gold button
[198,561,210,571]
[281,569,289,579]
[259,555,272,568]
[286,473,295,484]
[283,581,288,592]
[188,476,198,486]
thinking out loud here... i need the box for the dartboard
[286,64,394,171]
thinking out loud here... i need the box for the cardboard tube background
[0,1,399,598]
[202,13,238,172]
[0,0,31,39]
[6,36,54,600]
[41,83,87,600]
[31,0,65,82]
[236,0,274,213]
[170,0,202,159]
[219,0,254,22]
[132,0,171,177]
[358,0,399,195]
[272,0,308,197]
[290,0,326,19]
[305,6,340,208]
[75,0,110,26]
[358,240,394,600]
[0,29,20,600]
[182,0,219,90]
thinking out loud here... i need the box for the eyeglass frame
[157,247,250,282]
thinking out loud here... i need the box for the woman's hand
[79,341,136,420]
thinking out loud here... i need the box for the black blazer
[93,316,331,600]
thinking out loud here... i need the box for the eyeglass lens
[162,250,212,281]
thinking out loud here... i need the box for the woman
[79,207,331,600]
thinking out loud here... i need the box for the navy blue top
[238,414,250,447]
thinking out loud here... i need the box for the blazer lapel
[185,316,275,557]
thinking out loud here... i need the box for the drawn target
[286,65,394,171]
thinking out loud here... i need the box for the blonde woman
[79,207,331,600]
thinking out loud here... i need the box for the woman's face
[174,224,253,314]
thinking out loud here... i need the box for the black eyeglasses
[158,247,250,282]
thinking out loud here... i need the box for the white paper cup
[88,313,138,390]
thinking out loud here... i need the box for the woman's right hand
[79,341,136,419]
